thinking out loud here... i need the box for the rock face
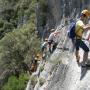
[26,1,90,90]
[46,48,90,90]
[42,1,90,89]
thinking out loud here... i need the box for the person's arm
[55,31,61,34]
[82,24,90,30]
[86,32,90,41]
[54,31,60,37]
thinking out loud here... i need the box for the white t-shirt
[42,42,48,48]
[48,32,55,42]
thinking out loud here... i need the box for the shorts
[75,39,89,52]
[48,40,54,46]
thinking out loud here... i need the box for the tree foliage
[0,21,41,71]
[0,0,37,38]
[0,0,42,89]
[1,73,29,90]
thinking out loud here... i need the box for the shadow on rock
[80,67,87,80]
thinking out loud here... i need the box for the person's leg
[48,42,52,53]
[83,52,88,65]
[75,50,80,62]
[79,40,89,65]
[48,40,53,53]
[52,42,57,52]
[75,39,80,62]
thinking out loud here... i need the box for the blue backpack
[67,22,76,39]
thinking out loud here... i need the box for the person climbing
[48,29,60,53]
[30,54,40,72]
[75,9,90,67]
[41,38,49,60]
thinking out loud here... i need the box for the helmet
[81,9,90,17]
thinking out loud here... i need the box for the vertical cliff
[25,0,90,90]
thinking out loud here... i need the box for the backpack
[67,21,76,39]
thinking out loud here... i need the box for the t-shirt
[48,33,55,42]
[75,20,84,39]
[42,42,48,48]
